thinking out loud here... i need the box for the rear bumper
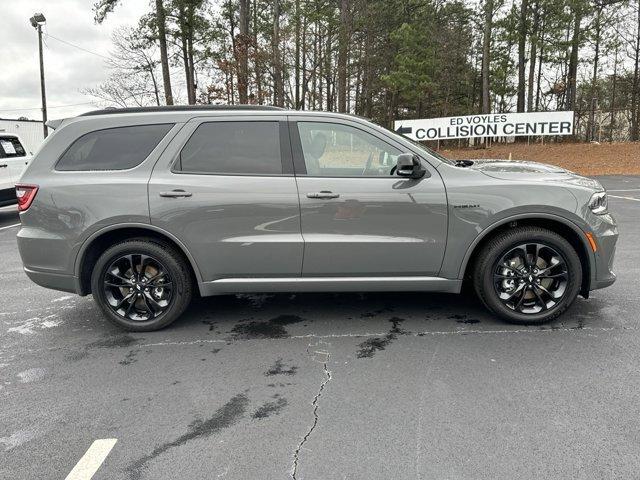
[23,267,79,294]
[0,187,16,207]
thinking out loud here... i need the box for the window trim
[0,136,27,159]
[289,119,408,179]
[171,120,293,177]
[54,123,175,172]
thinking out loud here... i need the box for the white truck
[0,134,32,207]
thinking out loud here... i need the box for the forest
[90,0,640,142]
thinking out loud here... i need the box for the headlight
[589,191,608,215]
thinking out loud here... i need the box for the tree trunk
[155,0,173,105]
[517,0,528,112]
[526,2,539,112]
[535,15,545,111]
[610,44,618,143]
[301,14,307,109]
[566,8,582,112]
[632,0,640,140]
[272,0,284,106]
[337,0,349,112]
[237,0,250,104]
[481,0,493,114]
[325,22,333,111]
[294,0,301,108]
[253,1,262,104]
[178,4,193,105]
[587,7,601,141]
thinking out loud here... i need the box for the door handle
[159,189,192,198]
[0,164,7,168]
[306,191,340,199]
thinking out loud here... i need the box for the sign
[0,140,16,155]
[394,111,574,141]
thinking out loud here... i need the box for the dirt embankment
[440,141,640,176]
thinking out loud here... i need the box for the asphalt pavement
[1,176,639,480]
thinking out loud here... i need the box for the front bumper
[590,212,618,291]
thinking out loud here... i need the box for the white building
[0,118,45,155]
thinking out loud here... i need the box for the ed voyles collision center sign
[394,111,574,141]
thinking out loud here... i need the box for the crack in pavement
[291,343,332,480]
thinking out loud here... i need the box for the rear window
[56,124,173,171]
[0,136,26,158]
[176,121,282,175]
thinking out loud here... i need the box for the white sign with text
[394,111,574,141]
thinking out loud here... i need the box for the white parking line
[0,223,20,231]
[64,439,117,480]
[609,194,640,202]
[607,188,640,192]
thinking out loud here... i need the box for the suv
[0,134,32,206]
[16,106,618,331]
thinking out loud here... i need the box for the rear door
[149,115,303,282]
[290,116,448,277]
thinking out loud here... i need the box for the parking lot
[0,175,639,479]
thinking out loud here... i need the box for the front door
[149,116,303,282]
[290,118,448,277]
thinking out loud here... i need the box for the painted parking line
[64,439,117,480]
[0,223,20,231]
[608,189,640,192]
[609,194,640,202]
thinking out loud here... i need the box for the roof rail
[79,105,285,117]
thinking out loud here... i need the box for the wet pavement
[1,176,639,479]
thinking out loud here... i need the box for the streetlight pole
[30,13,48,138]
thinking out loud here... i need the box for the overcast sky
[0,0,149,121]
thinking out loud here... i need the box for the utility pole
[30,13,48,138]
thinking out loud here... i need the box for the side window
[0,137,26,158]
[177,121,282,175]
[296,122,401,177]
[56,124,174,171]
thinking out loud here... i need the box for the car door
[290,117,448,277]
[0,136,30,184]
[0,147,11,192]
[149,115,303,283]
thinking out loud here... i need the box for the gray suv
[16,106,618,331]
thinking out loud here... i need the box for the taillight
[15,184,38,212]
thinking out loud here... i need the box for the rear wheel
[473,227,582,324]
[91,238,193,331]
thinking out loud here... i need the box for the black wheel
[91,238,193,331]
[473,227,582,324]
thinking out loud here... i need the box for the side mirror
[395,153,427,179]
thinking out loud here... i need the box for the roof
[79,105,285,117]
[0,117,43,124]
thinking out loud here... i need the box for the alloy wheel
[103,253,173,321]
[493,243,569,315]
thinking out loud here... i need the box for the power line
[43,32,111,61]
[0,102,95,113]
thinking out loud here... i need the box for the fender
[456,212,596,283]
[73,222,204,286]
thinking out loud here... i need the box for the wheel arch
[75,223,202,296]
[459,214,594,298]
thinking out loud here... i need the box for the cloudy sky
[0,0,149,121]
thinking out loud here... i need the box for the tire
[90,238,193,331]
[473,227,582,325]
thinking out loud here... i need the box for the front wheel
[91,238,193,331]
[473,227,582,324]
